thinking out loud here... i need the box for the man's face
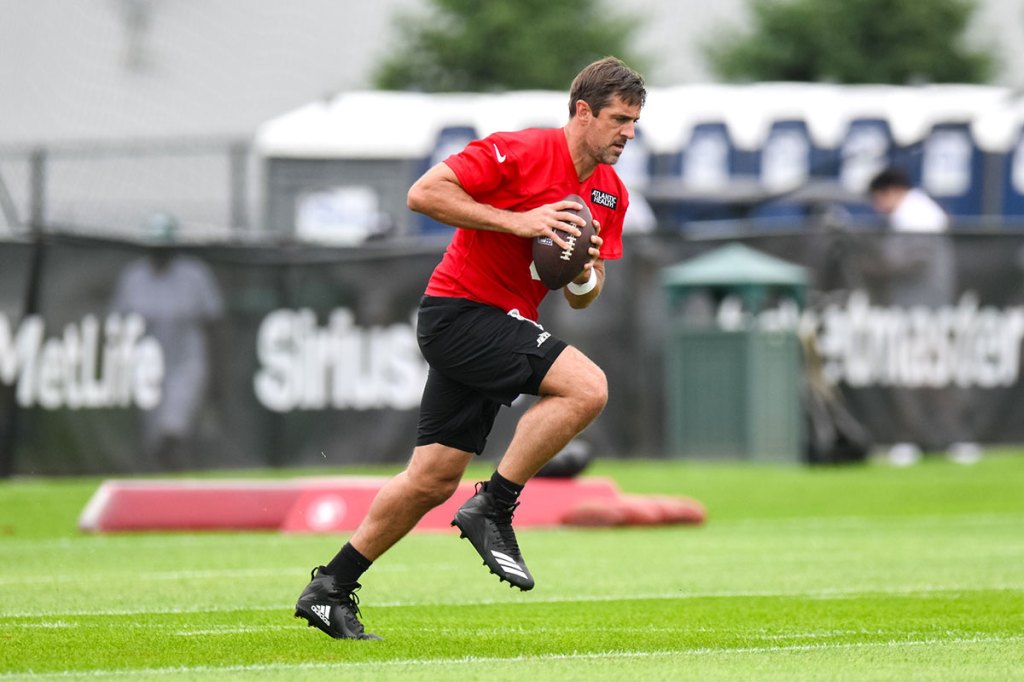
[870,187,904,215]
[581,94,641,166]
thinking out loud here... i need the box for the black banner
[3,229,1024,474]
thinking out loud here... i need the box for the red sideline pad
[78,476,623,533]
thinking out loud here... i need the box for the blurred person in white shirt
[867,167,978,466]
[869,166,949,232]
[110,212,225,471]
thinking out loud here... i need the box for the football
[532,193,595,290]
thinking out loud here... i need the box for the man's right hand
[511,200,585,251]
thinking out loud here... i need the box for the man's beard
[598,144,624,165]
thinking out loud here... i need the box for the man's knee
[575,364,608,418]
[543,347,609,418]
[404,445,470,507]
[405,467,461,508]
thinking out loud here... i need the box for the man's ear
[574,99,592,122]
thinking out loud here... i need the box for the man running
[295,56,646,640]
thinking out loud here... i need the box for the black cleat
[294,567,382,640]
[452,482,535,591]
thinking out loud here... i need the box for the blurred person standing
[109,212,225,471]
[867,166,954,306]
[867,167,977,465]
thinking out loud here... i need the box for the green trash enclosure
[661,243,807,462]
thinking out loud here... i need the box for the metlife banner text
[3,229,1024,474]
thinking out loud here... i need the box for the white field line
[4,544,1023,590]
[4,539,1023,588]
[2,511,1022,551]
[0,563,469,587]
[1,583,1022,619]
[3,541,1022,588]
[172,625,295,636]
[0,568,288,586]
[0,621,900,638]
[167,625,899,638]
[1,635,1022,680]
[719,511,1024,532]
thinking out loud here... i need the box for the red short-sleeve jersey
[424,127,629,321]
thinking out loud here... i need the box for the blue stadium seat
[840,119,893,192]
[918,122,985,219]
[838,118,895,222]
[1002,126,1024,220]
[651,121,747,225]
[683,122,736,192]
[751,120,821,223]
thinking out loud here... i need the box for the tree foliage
[706,0,995,84]
[373,0,646,92]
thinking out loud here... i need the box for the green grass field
[2,453,1023,681]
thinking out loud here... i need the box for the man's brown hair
[568,56,646,118]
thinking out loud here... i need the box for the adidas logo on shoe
[310,603,331,626]
[294,567,382,640]
[491,550,530,581]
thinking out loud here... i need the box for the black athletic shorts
[415,296,567,455]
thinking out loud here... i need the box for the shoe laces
[330,585,363,619]
[311,568,364,619]
[491,500,521,557]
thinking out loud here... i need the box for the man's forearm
[408,163,516,233]
[564,261,605,309]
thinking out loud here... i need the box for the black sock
[322,542,372,585]
[488,470,524,508]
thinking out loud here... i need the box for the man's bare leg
[451,345,608,590]
[497,345,608,484]
[349,443,473,560]
[295,444,471,639]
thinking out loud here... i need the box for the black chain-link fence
[0,138,258,242]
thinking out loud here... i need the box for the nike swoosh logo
[493,144,507,163]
